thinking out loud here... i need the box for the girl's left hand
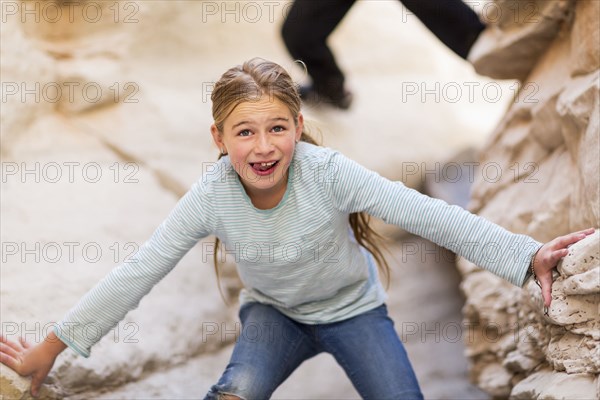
[532,228,596,307]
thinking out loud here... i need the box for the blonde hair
[212,58,302,133]
[211,58,390,300]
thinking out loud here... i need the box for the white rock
[546,294,598,325]
[556,267,600,295]
[477,363,512,398]
[510,370,598,399]
[0,19,56,157]
[503,349,541,373]
[0,365,62,399]
[462,1,599,397]
[570,0,600,76]
[557,230,600,276]
[469,0,572,81]
[547,332,600,374]
[56,57,127,114]
[556,72,600,162]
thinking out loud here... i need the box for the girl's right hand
[0,332,65,397]
[532,227,596,307]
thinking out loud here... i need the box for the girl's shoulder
[293,142,346,188]
[195,156,238,191]
[294,141,336,165]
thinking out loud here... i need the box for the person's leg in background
[281,0,356,109]
[281,0,485,110]
[400,0,486,59]
[319,304,424,400]
[204,302,320,399]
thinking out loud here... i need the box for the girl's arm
[0,332,66,397]
[52,179,216,357]
[320,149,595,302]
[0,178,216,396]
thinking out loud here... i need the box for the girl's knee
[205,387,247,400]
[218,394,243,400]
[206,366,275,400]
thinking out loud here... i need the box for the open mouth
[250,160,279,175]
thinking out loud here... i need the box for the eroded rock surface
[463,0,599,397]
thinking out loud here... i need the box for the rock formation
[464,0,599,398]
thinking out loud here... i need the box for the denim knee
[205,302,316,399]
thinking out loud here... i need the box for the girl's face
[211,95,303,208]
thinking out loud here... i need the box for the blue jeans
[205,302,423,399]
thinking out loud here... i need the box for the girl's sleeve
[53,180,216,357]
[320,150,542,288]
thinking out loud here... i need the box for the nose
[254,132,274,155]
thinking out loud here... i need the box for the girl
[0,58,594,399]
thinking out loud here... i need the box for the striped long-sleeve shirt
[54,141,542,357]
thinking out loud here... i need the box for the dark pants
[282,0,485,96]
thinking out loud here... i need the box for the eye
[272,125,285,133]
[238,129,251,137]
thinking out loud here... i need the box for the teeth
[260,162,275,167]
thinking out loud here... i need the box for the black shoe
[299,85,353,110]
